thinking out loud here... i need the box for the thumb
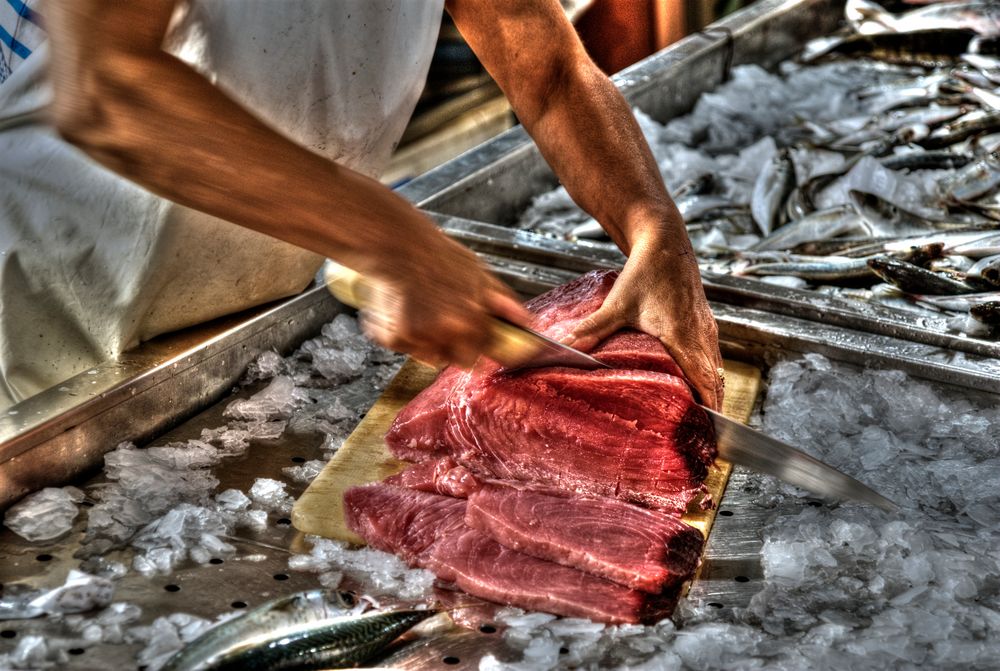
[565,303,624,352]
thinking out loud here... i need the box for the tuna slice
[385,270,716,513]
[344,484,676,624]
[386,457,704,593]
[465,483,704,594]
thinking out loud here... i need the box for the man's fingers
[661,339,724,411]
[486,287,532,327]
[565,304,624,351]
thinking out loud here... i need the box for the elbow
[50,96,104,150]
[49,56,140,158]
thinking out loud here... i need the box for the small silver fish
[949,232,1000,258]
[923,110,1000,149]
[868,256,977,295]
[161,590,438,671]
[915,291,1000,312]
[740,255,875,282]
[751,148,797,236]
[677,195,746,223]
[848,0,1000,37]
[753,205,870,252]
[945,151,1000,202]
[880,150,972,171]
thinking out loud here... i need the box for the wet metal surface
[0,288,342,510]
[0,387,329,669]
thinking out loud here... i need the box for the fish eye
[339,591,357,607]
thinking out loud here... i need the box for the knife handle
[323,261,541,367]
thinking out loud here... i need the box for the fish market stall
[2,0,1000,669]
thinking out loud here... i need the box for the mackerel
[751,148,796,236]
[161,590,439,671]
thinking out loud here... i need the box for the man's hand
[565,231,724,411]
[359,230,530,369]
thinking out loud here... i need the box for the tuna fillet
[465,484,703,594]
[386,457,704,593]
[385,270,716,513]
[344,483,676,623]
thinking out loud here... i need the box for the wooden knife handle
[322,261,540,366]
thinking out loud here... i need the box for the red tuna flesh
[465,483,703,594]
[344,483,677,624]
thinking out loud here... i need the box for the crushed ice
[2,321,999,668]
[0,312,406,668]
[482,355,1000,670]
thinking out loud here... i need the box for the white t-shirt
[0,0,444,406]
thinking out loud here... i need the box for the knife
[706,408,898,512]
[322,261,606,370]
[323,261,897,512]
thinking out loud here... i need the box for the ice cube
[224,376,303,422]
[249,478,294,515]
[215,489,251,512]
[282,459,326,484]
[3,487,83,542]
[243,350,288,383]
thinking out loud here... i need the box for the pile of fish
[519,0,1000,338]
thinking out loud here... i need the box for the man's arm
[448,0,724,409]
[46,0,527,367]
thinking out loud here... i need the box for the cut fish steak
[386,457,705,594]
[344,484,678,624]
[385,271,717,514]
[466,483,703,594]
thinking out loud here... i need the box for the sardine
[879,105,966,131]
[753,204,870,252]
[161,590,438,671]
[868,255,977,294]
[751,148,797,236]
[880,150,972,171]
[922,109,1000,148]
[678,194,747,222]
[740,255,875,282]
[820,29,982,69]
[848,0,1000,37]
[914,291,1000,311]
[949,232,1000,258]
[851,189,994,234]
[944,151,1000,202]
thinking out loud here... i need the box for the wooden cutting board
[293,358,762,544]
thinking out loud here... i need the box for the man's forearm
[48,3,436,279]
[518,60,682,255]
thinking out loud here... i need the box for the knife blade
[495,317,611,371]
[705,408,898,512]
